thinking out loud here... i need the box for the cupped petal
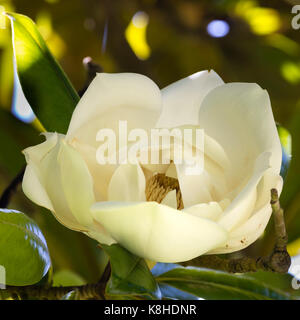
[211,169,282,254]
[156,70,224,128]
[108,163,146,202]
[198,82,282,190]
[209,203,272,254]
[23,134,85,231]
[217,152,271,232]
[67,139,116,201]
[23,132,58,163]
[174,127,230,207]
[91,201,228,262]
[22,133,58,211]
[66,73,162,146]
[22,162,54,211]
[57,140,95,226]
[184,202,223,221]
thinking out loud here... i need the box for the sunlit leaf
[0,209,51,285]
[6,12,79,133]
[102,244,161,299]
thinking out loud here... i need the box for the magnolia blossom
[22,71,282,263]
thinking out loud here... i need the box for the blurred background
[1,0,300,287]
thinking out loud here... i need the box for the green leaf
[0,209,51,285]
[6,12,79,133]
[155,266,294,300]
[277,124,292,180]
[102,244,161,299]
[53,270,86,287]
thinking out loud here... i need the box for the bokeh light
[206,20,230,38]
[125,11,151,60]
[280,61,300,84]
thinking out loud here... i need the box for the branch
[181,189,291,273]
[4,263,111,300]
[5,282,106,300]
[0,167,25,208]
[78,57,103,97]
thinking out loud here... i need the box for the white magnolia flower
[22,71,282,263]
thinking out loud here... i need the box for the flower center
[145,173,184,210]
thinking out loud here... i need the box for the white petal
[66,73,162,145]
[91,201,228,262]
[22,133,58,211]
[156,70,224,128]
[211,170,282,254]
[174,127,230,207]
[161,190,177,209]
[108,163,146,202]
[23,134,86,231]
[198,83,282,189]
[175,165,213,207]
[22,162,54,211]
[217,152,271,232]
[210,203,272,254]
[58,141,95,226]
[85,226,117,246]
[68,139,116,201]
[184,202,223,221]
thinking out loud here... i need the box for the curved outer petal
[198,83,282,190]
[217,152,271,232]
[91,201,228,263]
[210,169,283,254]
[22,133,58,212]
[66,73,162,146]
[156,70,224,128]
[22,133,115,244]
[23,133,84,231]
[57,140,95,226]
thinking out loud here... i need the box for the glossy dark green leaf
[0,209,51,285]
[155,266,294,300]
[102,244,161,299]
[6,12,79,133]
[277,124,292,180]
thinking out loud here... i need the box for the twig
[4,264,111,300]
[181,189,291,273]
[78,57,103,97]
[5,282,106,300]
[99,262,111,284]
[0,167,25,208]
